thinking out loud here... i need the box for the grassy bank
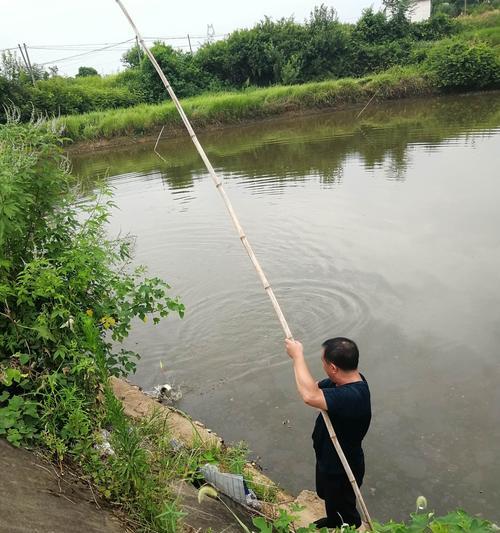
[61,66,434,143]
[70,92,500,179]
[59,12,500,147]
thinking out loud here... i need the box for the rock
[292,490,325,527]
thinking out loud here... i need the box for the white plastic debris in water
[155,383,182,404]
[145,383,183,404]
[95,429,114,457]
[200,464,260,509]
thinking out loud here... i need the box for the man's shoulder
[318,378,334,389]
[322,378,371,412]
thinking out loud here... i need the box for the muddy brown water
[71,92,500,523]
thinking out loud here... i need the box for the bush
[76,66,99,78]
[412,13,459,40]
[28,76,141,116]
[138,43,223,101]
[0,76,32,123]
[0,120,184,451]
[349,39,415,76]
[426,39,500,89]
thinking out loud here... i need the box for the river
[71,92,500,523]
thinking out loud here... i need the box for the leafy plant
[251,505,329,533]
[426,39,500,90]
[0,119,184,455]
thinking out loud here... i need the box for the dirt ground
[0,438,258,533]
[0,439,125,533]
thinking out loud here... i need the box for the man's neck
[334,370,362,386]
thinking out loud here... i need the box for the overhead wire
[37,38,135,66]
[1,33,227,69]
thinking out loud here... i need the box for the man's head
[321,337,359,381]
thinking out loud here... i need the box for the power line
[1,32,228,71]
[38,39,135,66]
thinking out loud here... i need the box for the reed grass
[60,66,434,143]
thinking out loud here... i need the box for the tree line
[0,1,499,122]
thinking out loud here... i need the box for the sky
[0,0,383,76]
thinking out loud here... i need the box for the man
[285,337,371,530]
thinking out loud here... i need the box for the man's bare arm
[285,339,327,411]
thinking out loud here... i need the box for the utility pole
[207,24,215,44]
[17,43,35,86]
[135,35,142,66]
[464,0,467,15]
[187,33,193,54]
[23,43,36,85]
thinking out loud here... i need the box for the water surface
[72,93,500,522]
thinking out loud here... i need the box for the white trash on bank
[95,429,114,457]
[200,463,260,510]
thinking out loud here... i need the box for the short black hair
[322,337,359,371]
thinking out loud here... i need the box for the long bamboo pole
[113,1,373,529]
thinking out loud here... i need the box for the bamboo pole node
[113,1,374,530]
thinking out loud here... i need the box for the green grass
[458,10,500,52]
[53,10,500,145]
[86,389,280,532]
[458,9,500,30]
[60,66,433,143]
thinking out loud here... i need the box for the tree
[76,66,99,77]
[121,44,143,69]
[382,0,418,18]
[0,51,23,81]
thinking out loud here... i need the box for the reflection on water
[71,92,500,522]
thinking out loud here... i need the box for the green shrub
[138,43,224,101]
[412,13,459,40]
[76,66,99,78]
[28,76,141,115]
[426,39,500,89]
[0,120,184,451]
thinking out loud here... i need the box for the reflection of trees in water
[71,92,500,197]
[385,157,408,182]
[320,166,343,187]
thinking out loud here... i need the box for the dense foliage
[251,505,498,532]
[433,0,500,16]
[1,5,499,124]
[0,118,184,452]
[427,38,500,89]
